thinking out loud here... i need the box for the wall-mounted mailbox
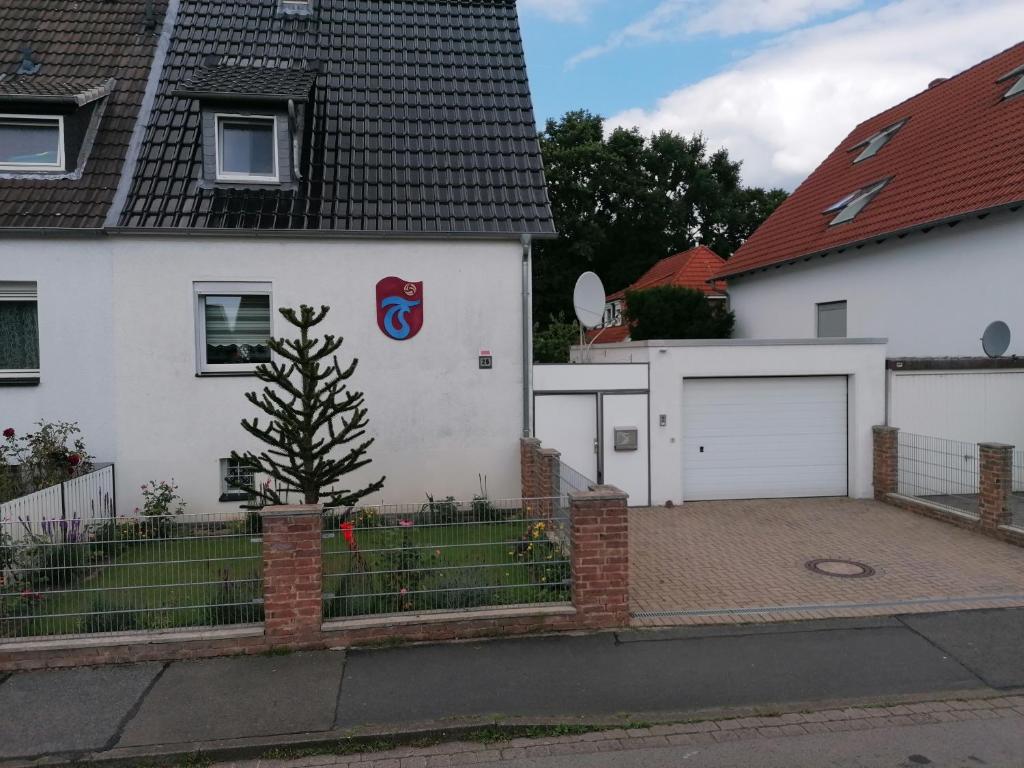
[613,427,639,452]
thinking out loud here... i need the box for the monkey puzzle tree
[229,304,385,508]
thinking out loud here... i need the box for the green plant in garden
[229,304,385,508]
[624,285,735,341]
[415,494,459,525]
[138,479,187,538]
[0,421,93,503]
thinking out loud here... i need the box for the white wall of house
[0,238,117,462]
[729,210,1024,358]
[579,339,887,503]
[107,236,526,514]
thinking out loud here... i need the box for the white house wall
[107,236,526,514]
[729,210,1024,358]
[584,340,887,503]
[0,238,117,462]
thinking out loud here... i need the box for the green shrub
[82,601,142,634]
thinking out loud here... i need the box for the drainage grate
[805,559,875,579]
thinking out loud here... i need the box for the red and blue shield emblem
[376,277,424,341]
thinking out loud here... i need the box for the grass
[1,509,571,637]
[321,512,571,619]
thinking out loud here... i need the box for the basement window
[826,179,890,226]
[220,457,256,502]
[998,63,1024,99]
[215,115,279,183]
[0,115,64,171]
[851,120,906,163]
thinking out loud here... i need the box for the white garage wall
[889,370,1024,448]
[728,210,1024,359]
[585,339,887,503]
[0,238,116,462]
[108,236,526,514]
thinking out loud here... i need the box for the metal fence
[0,511,263,640]
[322,497,572,620]
[1013,449,1024,529]
[897,432,980,517]
[0,464,115,542]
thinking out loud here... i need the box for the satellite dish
[573,272,606,330]
[982,321,1011,358]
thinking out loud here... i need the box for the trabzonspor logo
[376,277,424,341]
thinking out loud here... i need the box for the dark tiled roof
[720,42,1024,279]
[0,75,116,105]
[0,1,166,229]
[174,65,317,102]
[119,0,555,235]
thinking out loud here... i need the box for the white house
[0,0,554,514]
[720,42,1024,447]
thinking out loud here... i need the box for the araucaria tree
[230,305,385,508]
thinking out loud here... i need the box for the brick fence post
[520,437,541,499]
[538,448,560,517]
[978,443,1013,531]
[570,485,629,629]
[873,426,899,501]
[261,504,323,648]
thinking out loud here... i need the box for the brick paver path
[218,695,1024,767]
[630,498,1024,626]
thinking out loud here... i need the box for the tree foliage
[534,110,787,329]
[533,313,582,364]
[624,286,735,341]
[230,305,385,508]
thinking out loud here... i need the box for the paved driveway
[630,498,1024,626]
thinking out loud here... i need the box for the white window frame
[194,281,273,375]
[219,457,257,501]
[0,281,40,382]
[0,114,65,172]
[816,300,848,339]
[214,114,279,183]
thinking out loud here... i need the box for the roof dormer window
[851,119,906,163]
[824,179,889,226]
[998,63,1024,99]
[216,114,279,183]
[278,0,313,15]
[0,115,64,171]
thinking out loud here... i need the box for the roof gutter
[716,200,1024,282]
[101,226,558,241]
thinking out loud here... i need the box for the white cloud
[606,0,1024,189]
[518,0,597,23]
[568,0,862,67]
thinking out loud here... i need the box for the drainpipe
[521,234,533,437]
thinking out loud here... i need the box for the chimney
[144,0,157,30]
[17,45,41,75]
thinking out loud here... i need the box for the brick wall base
[886,493,1024,548]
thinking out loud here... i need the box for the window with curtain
[195,283,272,373]
[0,282,40,380]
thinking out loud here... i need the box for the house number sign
[376,277,424,341]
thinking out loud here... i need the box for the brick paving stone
[779,725,808,736]
[630,499,1024,626]
[801,722,832,734]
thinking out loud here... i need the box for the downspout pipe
[521,234,533,437]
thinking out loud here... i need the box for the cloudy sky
[517,0,1024,190]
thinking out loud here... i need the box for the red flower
[2,428,13,439]
[68,453,81,467]
[398,519,414,528]
[340,521,356,549]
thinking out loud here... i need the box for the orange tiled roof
[718,42,1024,279]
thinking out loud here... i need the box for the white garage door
[682,377,848,501]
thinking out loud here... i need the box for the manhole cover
[805,559,876,579]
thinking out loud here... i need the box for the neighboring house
[0,0,554,512]
[588,246,727,344]
[719,43,1024,446]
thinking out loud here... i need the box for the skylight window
[0,115,64,171]
[851,120,906,163]
[998,63,1024,99]
[825,179,889,226]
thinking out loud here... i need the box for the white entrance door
[534,394,598,482]
[682,377,848,501]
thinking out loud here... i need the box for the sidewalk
[1,608,1022,766]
